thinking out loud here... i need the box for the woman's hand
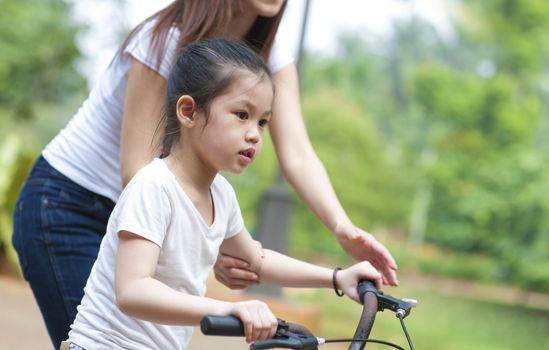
[214,254,260,289]
[214,240,263,289]
[337,261,383,303]
[230,300,278,343]
[335,224,398,287]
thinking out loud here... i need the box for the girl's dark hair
[161,39,273,154]
[120,0,287,67]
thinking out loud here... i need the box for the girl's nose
[246,127,260,143]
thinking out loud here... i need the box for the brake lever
[250,330,320,350]
[250,319,321,350]
[376,292,418,319]
[356,279,418,319]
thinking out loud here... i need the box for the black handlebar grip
[357,279,378,304]
[200,315,244,336]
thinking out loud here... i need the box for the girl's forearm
[116,277,232,325]
[258,249,332,288]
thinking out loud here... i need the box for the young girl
[63,39,382,350]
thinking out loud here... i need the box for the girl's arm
[119,59,166,187]
[216,64,398,286]
[220,229,382,302]
[115,231,277,343]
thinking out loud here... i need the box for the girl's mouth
[238,148,255,164]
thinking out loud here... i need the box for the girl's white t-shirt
[68,158,244,349]
[42,19,293,202]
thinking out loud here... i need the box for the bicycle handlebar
[200,279,416,350]
[201,315,320,350]
[201,315,245,336]
[349,280,378,350]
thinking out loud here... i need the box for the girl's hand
[337,261,383,303]
[335,224,399,287]
[230,300,278,343]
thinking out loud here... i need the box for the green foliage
[463,0,549,77]
[290,90,410,255]
[0,0,86,119]
[0,0,87,273]
[407,1,549,290]
[417,246,501,282]
[296,1,549,292]
[0,136,35,275]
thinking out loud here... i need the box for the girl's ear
[176,95,196,128]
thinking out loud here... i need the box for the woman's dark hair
[160,38,273,154]
[120,0,287,67]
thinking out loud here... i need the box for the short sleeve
[115,177,172,247]
[267,35,294,73]
[123,20,179,79]
[226,194,244,239]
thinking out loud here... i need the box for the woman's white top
[42,19,293,202]
[68,158,244,349]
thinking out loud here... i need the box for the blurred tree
[0,0,88,274]
[299,0,549,291]
[0,0,86,120]
[290,90,410,257]
[412,0,549,289]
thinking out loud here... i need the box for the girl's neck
[164,147,216,194]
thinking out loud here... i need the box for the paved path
[0,275,250,349]
[0,275,343,350]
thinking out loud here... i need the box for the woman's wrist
[331,219,354,239]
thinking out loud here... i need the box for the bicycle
[200,280,418,350]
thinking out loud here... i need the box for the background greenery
[1,0,548,345]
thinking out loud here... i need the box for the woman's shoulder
[123,18,180,78]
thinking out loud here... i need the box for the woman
[12,1,397,349]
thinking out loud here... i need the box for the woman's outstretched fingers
[337,226,399,287]
[360,233,398,286]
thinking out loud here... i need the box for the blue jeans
[69,343,85,350]
[12,155,115,350]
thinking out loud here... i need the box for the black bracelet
[332,267,344,297]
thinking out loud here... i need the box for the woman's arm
[269,64,398,286]
[216,64,398,286]
[119,58,167,187]
[115,231,277,342]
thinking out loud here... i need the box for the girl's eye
[235,111,248,120]
[259,119,269,128]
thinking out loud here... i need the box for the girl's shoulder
[125,159,173,190]
[212,173,235,194]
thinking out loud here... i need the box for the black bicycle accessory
[251,319,319,350]
[200,316,320,350]
[356,279,417,319]
[349,280,379,350]
[201,315,245,336]
[200,282,417,350]
[350,279,417,350]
